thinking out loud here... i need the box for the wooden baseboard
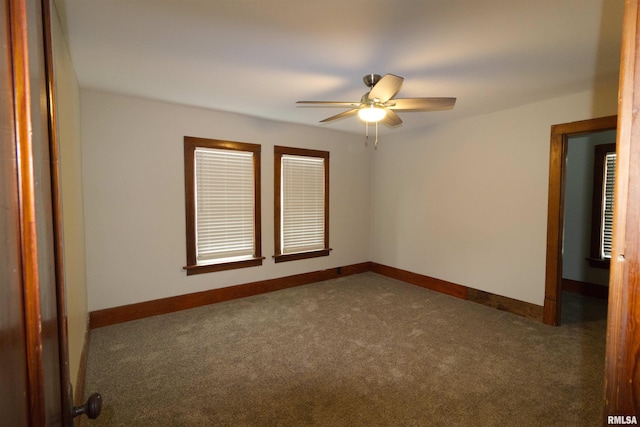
[90,262,371,328]
[370,262,468,299]
[562,278,609,299]
[371,263,543,322]
[90,261,544,328]
[467,288,544,322]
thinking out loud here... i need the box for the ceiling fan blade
[387,97,456,111]
[319,109,359,123]
[381,109,402,126]
[297,101,360,108]
[367,74,404,103]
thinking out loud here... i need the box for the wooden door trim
[42,0,72,421]
[544,115,617,326]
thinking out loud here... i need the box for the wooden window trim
[274,146,330,263]
[183,136,263,275]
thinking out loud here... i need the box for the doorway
[543,115,617,326]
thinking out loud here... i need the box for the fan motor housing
[363,74,381,88]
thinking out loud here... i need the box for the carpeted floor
[81,272,607,426]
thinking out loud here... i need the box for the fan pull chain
[375,121,379,149]
[365,122,369,146]
[363,122,380,149]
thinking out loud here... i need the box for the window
[274,146,330,263]
[183,137,263,275]
[589,143,616,269]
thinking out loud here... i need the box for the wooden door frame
[42,0,72,422]
[543,115,618,326]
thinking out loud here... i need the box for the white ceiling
[54,0,624,135]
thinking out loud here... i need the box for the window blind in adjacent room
[602,152,616,259]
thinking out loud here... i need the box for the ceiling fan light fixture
[358,105,386,123]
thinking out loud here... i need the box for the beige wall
[370,87,618,306]
[52,2,88,395]
[80,90,372,311]
[79,80,618,312]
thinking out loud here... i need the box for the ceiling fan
[297,73,456,147]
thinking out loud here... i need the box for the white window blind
[601,152,616,259]
[281,154,325,254]
[195,147,255,263]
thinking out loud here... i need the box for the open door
[603,0,640,419]
[1,0,74,424]
[0,0,31,424]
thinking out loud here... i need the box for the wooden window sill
[586,257,611,270]
[184,257,264,275]
[273,249,331,263]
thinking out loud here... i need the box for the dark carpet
[81,272,607,426]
